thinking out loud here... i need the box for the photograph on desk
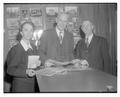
[3,3,117,93]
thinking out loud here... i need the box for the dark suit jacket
[38,28,74,64]
[74,35,111,72]
[7,42,38,92]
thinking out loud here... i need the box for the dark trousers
[12,77,35,93]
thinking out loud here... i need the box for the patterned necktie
[85,37,89,47]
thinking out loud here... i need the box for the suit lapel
[88,35,96,49]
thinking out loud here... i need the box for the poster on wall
[7,29,19,48]
[6,7,20,18]
[6,18,19,29]
[64,6,80,36]
[46,7,58,16]
[64,6,78,17]
[30,17,43,28]
[30,8,42,17]
[46,7,59,29]
[20,9,30,19]
[8,29,19,37]
[30,8,43,28]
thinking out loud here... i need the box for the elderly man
[38,12,74,66]
[74,20,111,72]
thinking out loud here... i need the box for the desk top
[36,68,117,92]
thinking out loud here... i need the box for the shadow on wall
[79,26,85,39]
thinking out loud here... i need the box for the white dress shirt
[85,33,93,45]
[56,27,64,44]
[20,39,33,51]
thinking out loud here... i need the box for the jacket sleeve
[74,40,81,59]
[38,31,48,64]
[100,38,111,73]
[7,46,28,78]
[68,33,74,61]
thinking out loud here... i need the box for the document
[28,55,40,69]
[36,67,67,77]
[45,59,72,67]
[45,59,89,69]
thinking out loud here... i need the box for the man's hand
[45,59,55,67]
[71,59,82,67]
[72,59,89,68]
[36,60,41,67]
[71,59,81,64]
[80,59,89,67]
[26,69,36,77]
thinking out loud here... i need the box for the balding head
[82,20,93,27]
[81,20,94,37]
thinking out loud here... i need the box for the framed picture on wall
[30,8,42,17]
[6,7,20,18]
[46,7,58,16]
[64,6,78,16]
[20,9,30,19]
[8,29,19,37]
[6,18,19,29]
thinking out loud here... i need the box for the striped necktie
[85,37,89,47]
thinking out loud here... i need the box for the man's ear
[20,32,23,36]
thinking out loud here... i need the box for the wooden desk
[36,68,117,92]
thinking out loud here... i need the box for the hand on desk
[80,59,89,67]
[36,60,41,67]
[72,59,89,68]
[45,59,55,67]
[26,69,36,77]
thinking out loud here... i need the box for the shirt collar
[20,39,33,51]
[56,27,64,37]
[86,33,93,44]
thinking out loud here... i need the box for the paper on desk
[28,55,40,69]
[67,66,91,71]
[71,59,81,64]
[45,59,72,67]
[36,67,67,76]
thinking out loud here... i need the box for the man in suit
[38,12,74,66]
[74,20,111,73]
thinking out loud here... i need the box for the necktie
[85,37,89,47]
[59,32,62,44]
